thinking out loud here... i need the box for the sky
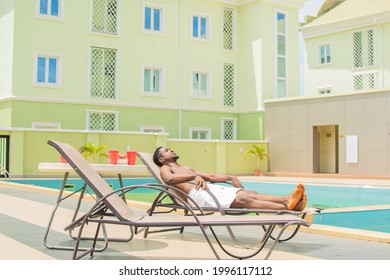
[299,0,326,21]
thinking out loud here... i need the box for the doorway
[313,125,339,173]
[0,136,10,178]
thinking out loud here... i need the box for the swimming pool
[6,178,390,234]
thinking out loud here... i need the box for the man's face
[158,147,179,165]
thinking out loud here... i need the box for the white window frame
[191,12,211,41]
[221,118,237,140]
[32,122,61,130]
[141,126,165,133]
[142,66,164,95]
[222,63,236,107]
[191,70,211,98]
[190,128,211,140]
[352,28,375,70]
[90,0,120,35]
[88,46,119,99]
[319,44,331,65]
[318,87,333,95]
[86,110,118,131]
[33,52,63,88]
[222,6,236,51]
[35,0,64,20]
[142,2,164,33]
[275,9,288,98]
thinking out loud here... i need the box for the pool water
[243,181,390,209]
[313,209,390,233]
[8,178,390,233]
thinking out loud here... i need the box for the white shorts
[188,184,239,208]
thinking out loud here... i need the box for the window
[276,11,287,98]
[192,13,209,40]
[223,63,235,107]
[32,122,61,129]
[353,29,374,69]
[141,126,165,133]
[192,71,209,97]
[36,0,62,18]
[143,4,162,32]
[87,111,117,131]
[222,7,235,50]
[318,87,333,94]
[34,53,61,86]
[222,118,236,140]
[190,128,211,140]
[143,67,162,95]
[90,47,118,99]
[319,44,331,64]
[91,0,118,34]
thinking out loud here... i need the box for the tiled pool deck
[1,174,390,261]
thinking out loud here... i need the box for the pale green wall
[165,139,268,174]
[0,101,11,127]
[0,0,14,98]
[1,129,267,177]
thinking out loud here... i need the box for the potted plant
[244,144,269,176]
[79,143,108,163]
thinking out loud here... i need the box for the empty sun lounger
[47,140,311,260]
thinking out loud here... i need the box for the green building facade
[0,0,305,177]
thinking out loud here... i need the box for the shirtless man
[153,147,307,211]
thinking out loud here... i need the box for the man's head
[153,146,179,167]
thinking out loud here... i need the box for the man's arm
[195,171,244,189]
[160,165,198,184]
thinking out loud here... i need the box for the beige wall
[265,88,390,176]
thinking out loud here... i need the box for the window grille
[223,63,235,107]
[353,29,374,69]
[90,47,117,99]
[222,119,236,140]
[353,72,376,91]
[87,111,117,131]
[91,0,118,34]
[223,7,235,50]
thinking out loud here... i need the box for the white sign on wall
[346,135,358,163]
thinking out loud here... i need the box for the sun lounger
[47,140,311,260]
[136,151,321,244]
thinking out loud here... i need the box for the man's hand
[231,176,245,189]
[194,175,208,190]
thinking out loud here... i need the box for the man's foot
[287,186,304,210]
[297,183,305,192]
[293,193,307,211]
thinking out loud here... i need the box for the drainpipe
[178,0,183,139]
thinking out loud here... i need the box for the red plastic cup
[60,155,67,163]
[108,150,119,164]
[127,151,136,165]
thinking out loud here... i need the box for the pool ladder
[0,164,10,180]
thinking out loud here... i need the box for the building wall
[0,128,266,177]
[265,88,390,176]
[0,0,14,98]
[303,16,390,96]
